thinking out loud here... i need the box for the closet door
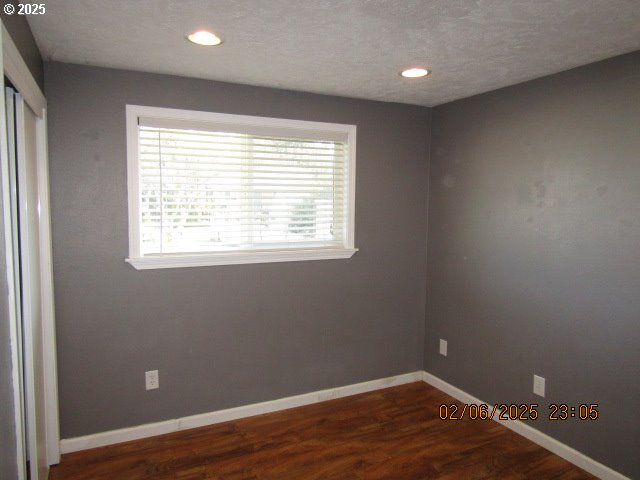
[14,90,48,480]
[5,85,27,480]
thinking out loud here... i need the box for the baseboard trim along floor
[59,370,629,480]
[59,371,424,454]
[419,372,628,480]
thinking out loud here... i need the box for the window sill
[126,248,358,270]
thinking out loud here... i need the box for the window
[126,105,357,269]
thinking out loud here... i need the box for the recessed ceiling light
[400,67,430,78]
[187,30,223,46]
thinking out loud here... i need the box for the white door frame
[0,51,27,480]
[1,21,60,473]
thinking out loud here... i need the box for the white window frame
[125,105,357,269]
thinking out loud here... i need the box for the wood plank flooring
[49,382,596,479]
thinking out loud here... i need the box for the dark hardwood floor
[49,382,596,479]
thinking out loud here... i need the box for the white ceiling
[29,0,640,106]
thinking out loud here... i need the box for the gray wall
[44,62,430,439]
[0,11,44,89]
[426,51,640,478]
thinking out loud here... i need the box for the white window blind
[126,106,357,268]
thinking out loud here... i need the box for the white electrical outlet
[533,374,545,397]
[145,370,159,390]
[439,339,448,356]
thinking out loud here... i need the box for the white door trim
[0,41,27,480]
[36,111,60,465]
[1,24,45,117]
[1,19,60,467]
[15,91,44,480]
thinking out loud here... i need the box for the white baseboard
[59,371,424,454]
[60,370,630,480]
[421,371,630,480]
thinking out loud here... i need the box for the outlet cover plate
[439,339,448,356]
[533,374,545,397]
[145,370,159,390]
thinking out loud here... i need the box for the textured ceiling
[29,0,640,106]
